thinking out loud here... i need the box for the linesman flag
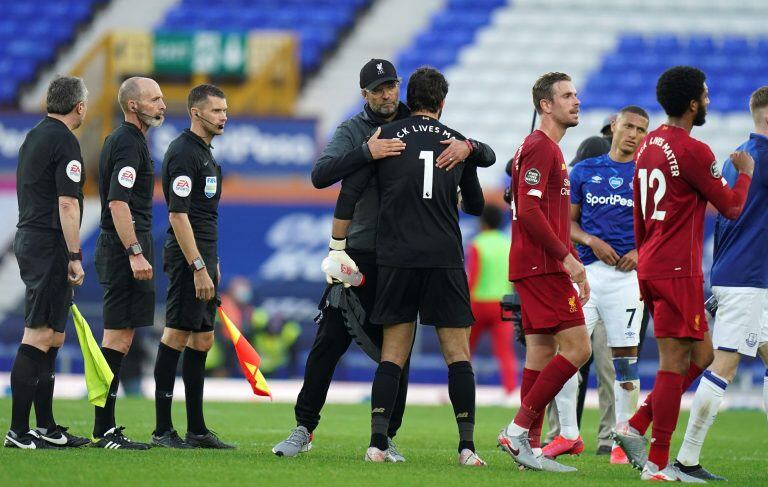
[71,304,114,407]
[217,306,272,399]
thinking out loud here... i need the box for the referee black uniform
[8,115,86,447]
[92,120,155,445]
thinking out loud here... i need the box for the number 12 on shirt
[420,150,434,199]
[638,168,667,221]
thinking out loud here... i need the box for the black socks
[182,347,208,435]
[448,361,476,453]
[10,344,45,435]
[154,342,181,435]
[93,347,124,437]
[370,361,402,451]
[33,346,59,432]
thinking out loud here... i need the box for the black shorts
[14,229,70,333]
[371,266,473,328]
[94,231,155,329]
[164,238,218,332]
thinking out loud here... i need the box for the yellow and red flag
[217,306,272,399]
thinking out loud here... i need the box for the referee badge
[172,175,192,197]
[204,176,217,198]
[118,166,136,188]
[524,168,541,185]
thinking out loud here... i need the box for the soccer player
[5,76,90,448]
[273,59,495,459]
[497,72,592,472]
[543,105,649,465]
[673,85,768,481]
[91,77,164,449]
[330,66,488,466]
[152,84,233,449]
[612,66,753,482]
[467,205,518,400]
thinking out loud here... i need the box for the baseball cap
[360,59,399,91]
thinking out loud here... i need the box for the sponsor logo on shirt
[585,192,634,207]
[609,176,623,189]
[66,160,81,182]
[524,168,541,185]
[117,166,136,188]
[172,175,192,197]
[204,176,217,198]
[561,178,570,196]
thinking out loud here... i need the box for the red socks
[629,362,704,435]
[514,356,578,434]
[648,371,684,470]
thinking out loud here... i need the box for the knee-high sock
[10,344,45,435]
[763,369,768,421]
[154,342,182,435]
[33,346,59,431]
[555,372,580,440]
[93,348,124,437]
[388,358,410,438]
[370,361,401,451]
[183,347,209,435]
[630,362,703,435]
[677,370,728,467]
[648,371,684,470]
[511,355,578,433]
[448,361,476,453]
[613,357,640,425]
[508,368,541,446]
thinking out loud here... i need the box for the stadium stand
[158,0,373,75]
[0,0,106,106]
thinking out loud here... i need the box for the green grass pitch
[0,398,765,485]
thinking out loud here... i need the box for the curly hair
[656,66,706,118]
[407,66,449,114]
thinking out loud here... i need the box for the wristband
[465,139,474,154]
[329,237,346,251]
[68,249,83,261]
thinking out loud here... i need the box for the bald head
[118,77,165,129]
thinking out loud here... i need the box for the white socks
[677,370,728,467]
[505,422,527,437]
[763,369,768,421]
[555,372,580,440]
[613,357,640,425]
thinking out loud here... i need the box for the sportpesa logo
[585,192,634,207]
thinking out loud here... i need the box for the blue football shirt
[570,154,636,265]
[710,133,768,288]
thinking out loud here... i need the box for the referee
[273,59,495,459]
[5,76,90,449]
[91,77,165,449]
[151,84,232,449]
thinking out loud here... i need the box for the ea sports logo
[66,160,82,182]
[118,166,136,188]
[172,175,192,197]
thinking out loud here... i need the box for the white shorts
[711,286,768,357]
[583,260,643,348]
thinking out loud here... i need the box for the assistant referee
[151,84,232,449]
[91,77,165,449]
[5,76,90,449]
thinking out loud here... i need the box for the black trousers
[294,251,410,436]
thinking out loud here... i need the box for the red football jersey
[633,124,750,280]
[509,130,576,281]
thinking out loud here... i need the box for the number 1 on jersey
[420,151,434,199]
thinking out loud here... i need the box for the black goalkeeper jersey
[335,115,484,269]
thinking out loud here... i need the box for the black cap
[360,59,399,91]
